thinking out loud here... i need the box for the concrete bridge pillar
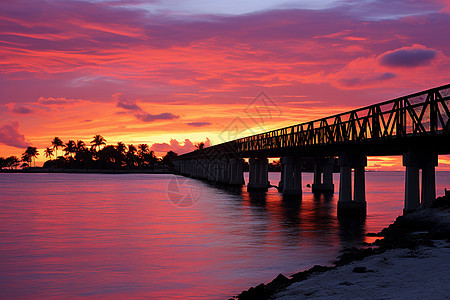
[403,151,438,213]
[215,159,229,184]
[312,157,334,193]
[213,160,220,182]
[278,157,285,191]
[229,158,244,186]
[281,156,302,196]
[180,160,186,175]
[248,157,269,191]
[187,160,192,176]
[206,162,213,181]
[222,159,230,184]
[337,154,367,217]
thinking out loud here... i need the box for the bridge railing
[236,84,450,153]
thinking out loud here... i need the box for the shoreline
[0,168,174,174]
[234,194,450,300]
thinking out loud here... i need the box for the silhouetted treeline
[0,135,179,171]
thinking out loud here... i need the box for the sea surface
[0,171,448,299]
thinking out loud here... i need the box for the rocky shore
[234,194,450,300]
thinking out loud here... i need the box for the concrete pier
[248,157,269,191]
[337,153,367,217]
[229,158,244,186]
[311,157,334,193]
[280,156,302,196]
[403,151,438,213]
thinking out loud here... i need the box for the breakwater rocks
[234,194,450,300]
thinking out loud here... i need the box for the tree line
[0,135,179,171]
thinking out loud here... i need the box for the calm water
[0,172,448,299]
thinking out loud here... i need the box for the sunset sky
[1,0,450,169]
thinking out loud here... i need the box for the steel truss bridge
[175,84,450,215]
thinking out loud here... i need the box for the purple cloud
[38,97,77,105]
[115,93,179,122]
[117,99,142,111]
[136,112,179,122]
[380,47,437,68]
[187,122,211,127]
[11,105,33,114]
[0,121,29,148]
[339,72,396,88]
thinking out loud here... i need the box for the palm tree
[163,151,178,169]
[21,153,30,169]
[76,140,86,152]
[115,142,126,168]
[195,142,205,150]
[138,143,149,156]
[25,146,39,167]
[44,147,54,161]
[91,135,106,152]
[64,140,77,158]
[138,144,149,169]
[126,144,137,168]
[52,137,64,158]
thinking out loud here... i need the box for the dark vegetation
[0,135,180,171]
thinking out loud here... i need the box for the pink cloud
[151,138,211,155]
[0,121,29,148]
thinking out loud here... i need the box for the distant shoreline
[0,168,174,174]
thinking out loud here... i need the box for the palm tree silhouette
[21,153,30,169]
[44,147,54,158]
[91,135,106,152]
[138,144,149,169]
[76,140,86,152]
[64,140,77,158]
[25,146,39,167]
[126,144,137,169]
[44,147,54,163]
[52,137,64,158]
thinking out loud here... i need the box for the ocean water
[0,172,448,299]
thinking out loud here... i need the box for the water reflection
[1,172,446,299]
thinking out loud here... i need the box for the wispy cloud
[187,122,211,127]
[114,93,179,122]
[10,105,33,114]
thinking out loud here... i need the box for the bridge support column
[248,157,269,191]
[229,158,244,186]
[222,159,230,184]
[312,157,334,193]
[213,160,221,182]
[206,162,213,181]
[403,151,438,213]
[215,158,230,184]
[281,156,302,196]
[278,157,284,191]
[337,154,367,217]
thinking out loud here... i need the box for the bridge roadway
[174,84,450,216]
